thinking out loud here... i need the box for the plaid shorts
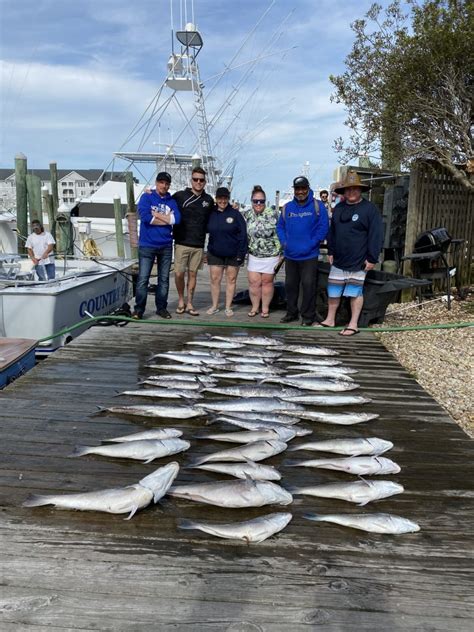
[327,265,366,298]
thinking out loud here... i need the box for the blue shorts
[327,265,366,298]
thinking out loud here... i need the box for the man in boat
[276,175,329,326]
[26,220,56,281]
[171,167,215,316]
[132,172,181,320]
[317,171,383,336]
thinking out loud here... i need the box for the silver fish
[210,372,267,382]
[286,456,401,475]
[213,416,312,436]
[226,348,282,359]
[189,460,281,481]
[179,512,292,543]
[263,376,359,392]
[191,440,287,465]
[275,357,342,366]
[153,353,229,366]
[142,374,216,384]
[22,462,179,519]
[195,427,297,443]
[199,398,304,413]
[119,388,203,399]
[212,335,283,347]
[186,340,245,350]
[146,364,211,374]
[218,364,283,374]
[70,438,190,463]
[213,411,301,425]
[202,385,301,398]
[289,480,404,505]
[102,404,203,419]
[278,395,372,406]
[276,344,339,356]
[303,512,420,534]
[169,478,293,507]
[224,356,268,365]
[105,428,183,442]
[288,369,356,379]
[276,411,379,424]
[140,380,205,390]
[288,437,393,456]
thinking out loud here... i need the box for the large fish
[218,364,283,374]
[288,370,356,381]
[199,398,303,413]
[224,356,268,365]
[202,385,301,398]
[288,480,404,505]
[105,428,183,442]
[142,374,216,384]
[169,478,293,507]
[140,380,205,390]
[189,460,281,481]
[213,416,312,436]
[276,410,379,424]
[275,344,339,356]
[179,512,292,543]
[262,376,359,392]
[152,353,229,366]
[146,364,211,374]
[212,411,301,425]
[288,437,393,456]
[22,462,179,519]
[186,340,245,350]
[212,335,283,347]
[191,440,287,465]
[285,455,401,475]
[278,395,372,406]
[275,357,342,366]
[210,372,269,382]
[102,404,203,419]
[118,388,203,400]
[303,512,420,534]
[70,438,190,463]
[226,348,282,359]
[195,427,297,443]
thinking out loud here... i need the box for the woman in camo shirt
[242,185,282,318]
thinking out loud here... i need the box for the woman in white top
[25,220,56,281]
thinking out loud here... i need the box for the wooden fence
[404,161,473,284]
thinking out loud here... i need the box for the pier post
[15,153,28,254]
[49,162,59,214]
[114,196,125,258]
[42,187,55,238]
[126,172,138,259]
[26,174,42,223]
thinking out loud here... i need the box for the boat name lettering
[79,283,127,317]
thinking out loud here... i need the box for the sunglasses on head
[192,177,205,183]
[252,199,266,204]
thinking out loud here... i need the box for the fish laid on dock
[118,388,203,400]
[179,512,293,543]
[169,478,292,507]
[190,440,287,465]
[70,438,190,463]
[287,367,358,376]
[199,398,303,413]
[278,395,372,406]
[213,416,312,436]
[140,380,206,390]
[211,411,301,425]
[105,428,183,442]
[263,376,359,392]
[101,404,204,419]
[195,427,297,443]
[22,462,180,519]
[212,335,283,347]
[285,456,401,475]
[186,340,245,350]
[277,411,379,424]
[303,512,420,534]
[225,348,282,359]
[202,385,301,398]
[274,344,339,356]
[288,437,393,456]
[286,371,355,382]
[141,374,217,384]
[275,357,342,367]
[189,460,281,481]
[288,480,404,505]
[210,372,269,381]
[146,364,212,374]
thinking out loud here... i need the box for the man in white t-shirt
[25,220,56,280]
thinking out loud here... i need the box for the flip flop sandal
[186,308,200,316]
[175,306,186,314]
[339,327,360,336]
[225,308,234,317]
[248,311,258,317]
[313,322,334,328]
[206,307,220,315]
[261,312,270,318]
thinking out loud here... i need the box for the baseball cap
[293,176,310,188]
[215,187,231,198]
[156,172,172,183]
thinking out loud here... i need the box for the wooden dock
[1,312,473,630]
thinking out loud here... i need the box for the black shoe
[280,314,298,323]
[157,309,172,319]
[131,311,142,320]
[301,320,313,326]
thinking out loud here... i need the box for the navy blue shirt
[328,198,383,271]
[207,205,248,259]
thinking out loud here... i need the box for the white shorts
[247,254,280,274]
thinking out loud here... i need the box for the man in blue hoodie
[132,172,181,319]
[276,176,329,325]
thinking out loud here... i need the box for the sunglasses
[252,199,266,204]
[192,177,205,183]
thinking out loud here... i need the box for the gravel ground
[373,295,474,437]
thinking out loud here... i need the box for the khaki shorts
[174,244,204,273]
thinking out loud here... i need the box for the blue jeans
[35,263,56,281]
[134,245,173,315]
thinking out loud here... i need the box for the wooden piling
[125,172,138,259]
[49,162,59,215]
[26,174,42,223]
[42,187,55,239]
[113,196,125,258]
[14,153,28,254]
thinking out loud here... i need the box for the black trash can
[316,262,430,327]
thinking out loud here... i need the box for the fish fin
[93,406,106,415]
[178,518,197,530]
[143,457,155,464]
[186,456,205,467]
[243,536,251,546]
[205,415,218,426]
[302,513,321,522]
[284,485,297,494]
[192,432,208,439]
[68,445,89,458]
[286,445,300,452]
[112,390,122,397]
[124,505,139,520]
[282,459,300,467]
[22,494,50,508]
[358,475,372,487]
[358,499,369,507]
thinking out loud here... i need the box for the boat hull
[0,338,37,388]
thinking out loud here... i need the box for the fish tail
[93,406,106,415]
[68,445,90,458]
[205,414,217,425]
[22,494,51,507]
[178,519,198,531]
[302,513,323,522]
[282,459,301,467]
[187,456,205,467]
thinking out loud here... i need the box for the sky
[0,0,404,203]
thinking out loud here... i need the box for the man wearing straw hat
[317,171,383,336]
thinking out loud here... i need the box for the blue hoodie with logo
[276,189,329,261]
[137,190,181,248]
